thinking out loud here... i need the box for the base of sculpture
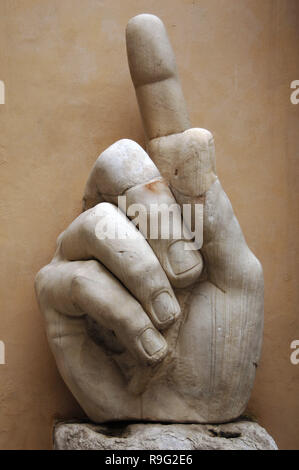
[53,420,277,450]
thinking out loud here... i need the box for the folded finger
[36,259,168,365]
[60,202,181,329]
[83,139,203,288]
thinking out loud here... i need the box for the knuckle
[55,230,65,247]
[185,127,214,146]
[70,274,85,302]
[171,128,217,196]
[34,265,52,299]
[240,250,264,290]
[133,255,162,279]
[116,308,151,339]
[34,267,45,290]
[35,265,48,285]
[250,255,264,282]
[84,202,116,238]
[71,274,83,290]
[94,139,159,196]
[66,203,114,244]
[86,202,115,221]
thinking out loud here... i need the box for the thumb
[147,128,217,199]
[149,128,263,295]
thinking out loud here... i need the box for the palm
[150,278,263,423]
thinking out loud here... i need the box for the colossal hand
[35,15,263,423]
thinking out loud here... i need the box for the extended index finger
[126,14,190,140]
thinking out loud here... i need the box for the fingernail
[139,328,167,357]
[168,240,202,275]
[152,291,180,326]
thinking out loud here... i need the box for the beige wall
[0,0,298,450]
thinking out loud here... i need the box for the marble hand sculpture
[35,14,264,423]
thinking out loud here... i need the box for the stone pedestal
[53,420,278,450]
